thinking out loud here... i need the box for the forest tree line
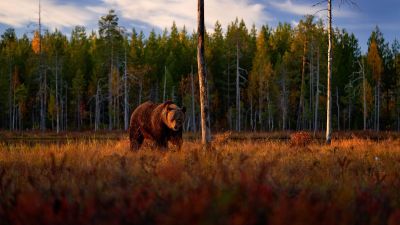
[0,10,399,132]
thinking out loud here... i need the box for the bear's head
[162,101,186,131]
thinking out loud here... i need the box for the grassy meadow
[1,133,400,225]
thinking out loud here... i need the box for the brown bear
[129,100,186,150]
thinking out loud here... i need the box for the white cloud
[0,0,95,30]
[269,0,355,19]
[100,0,270,31]
[0,0,271,33]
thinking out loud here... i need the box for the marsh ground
[1,133,400,225]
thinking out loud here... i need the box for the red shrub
[290,132,313,147]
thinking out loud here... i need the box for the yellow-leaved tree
[249,27,274,131]
[32,31,41,54]
[367,39,383,130]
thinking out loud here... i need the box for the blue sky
[0,0,399,53]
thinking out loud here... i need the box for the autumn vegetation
[1,2,400,224]
[0,134,400,225]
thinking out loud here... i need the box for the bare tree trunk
[38,0,46,131]
[258,74,262,130]
[44,69,48,129]
[8,63,12,131]
[361,60,367,130]
[350,88,355,129]
[373,86,376,130]
[336,86,340,130]
[163,66,167,102]
[95,81,100,131]
[297,37,307,130]
[227,63,232,130]
[197,0,211,146]
[55,52,60,133]
[65,85,68,130]
[250,96,253,131]
[190,66,196,132]
[60,78,63,131]
[309,40,314,130]
[326,0,333,144]
[267,85,272,131]
[396,56,400,131]
[280,72,288,131]
[77,95,81,129]
[138,78,143,105]
[12,75,16,130]
[374,85,378,130]
[124,47,129,130]
[314,47,320,136]
[236,42,241,132]
[377,81,380,131]
[108,44,113,130]
[397,97,400,131]
[18,106,22,130]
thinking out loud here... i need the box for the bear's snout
[173,125,180,131]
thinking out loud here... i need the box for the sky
[0,0,399,53]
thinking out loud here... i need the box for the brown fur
[129,100,186,150]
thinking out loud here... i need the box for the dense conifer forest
[1,10,399,132]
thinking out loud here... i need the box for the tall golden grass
[1,137,400,224]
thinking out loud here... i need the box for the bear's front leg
[170,137,183,151]
[155,140,168,150]
[130,127,144,151]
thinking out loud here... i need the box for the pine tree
[98,9,122,130]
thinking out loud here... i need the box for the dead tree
[326,0,333,144]
[197,0,211,146]
[313,0,357,143]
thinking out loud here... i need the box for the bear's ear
[163,100,174,106]
[181,106,186,113]
[163,100,174,112]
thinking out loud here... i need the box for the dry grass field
[1,133,400,225]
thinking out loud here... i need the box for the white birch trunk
[326,0,333,144]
